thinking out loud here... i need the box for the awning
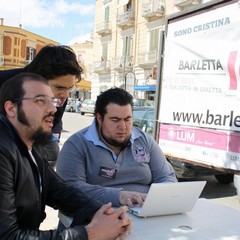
[118,0,129,8]
[134,85,156,92]
[76,80,91,91]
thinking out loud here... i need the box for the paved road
[40,112,240,230]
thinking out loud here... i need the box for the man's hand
[119,191,147,207]
[86,203,132,240]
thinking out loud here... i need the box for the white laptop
[128,181,206,218]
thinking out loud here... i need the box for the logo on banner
[167,127,195,143]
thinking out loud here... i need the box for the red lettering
[227,51,238,90]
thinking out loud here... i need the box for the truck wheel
[215,174,234,184]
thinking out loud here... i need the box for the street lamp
[124,71,136,95]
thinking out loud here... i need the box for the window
[26,47,36,62]
[123,36,132,56]
[102,43,108,61]
[105,6,110,22]
[149,28,159,52]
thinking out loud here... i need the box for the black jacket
[0,115,102,239]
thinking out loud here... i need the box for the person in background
[76,98,82,113]
[57,87,177,209]
[0,44,81,167]
[0,73,132,240]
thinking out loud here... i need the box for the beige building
[70,41,93,100]
[91,0,211,100]
[0,18,58,70]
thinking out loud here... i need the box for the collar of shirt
[84,118,142,159]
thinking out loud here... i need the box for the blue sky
[0,0,96,45]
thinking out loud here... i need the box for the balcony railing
[116,10,134,28]
[142,0,165,19]
[174,0,200,9]
[96,21,112,36]
[112,56,133,72]
[138,51,159,68]
[93,60,111,73]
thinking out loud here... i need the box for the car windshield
[133,109,148,120]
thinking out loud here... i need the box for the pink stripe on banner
[159,124,227,150]
[229,132,240,153]
[227,51,237,90]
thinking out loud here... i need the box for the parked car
[133,107,154,135]
[65,98,77,112]
[133,99,154,107]
[80,99,95,115]
[132,107,233,184]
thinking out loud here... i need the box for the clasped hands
[86,202,132,240]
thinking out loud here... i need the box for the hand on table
[86,202,132,240]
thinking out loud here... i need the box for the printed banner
[159,1,240,170]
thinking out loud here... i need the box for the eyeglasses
[49,84,76,93]
[14,95,58,107]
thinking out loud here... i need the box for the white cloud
[0,0,95,29]
[68,33,93,45]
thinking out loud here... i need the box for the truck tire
[215,174,234,184]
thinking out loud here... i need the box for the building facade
[70,41,93,100]
[0,19,92,100]
[91,0,211,100]
[0,18,59,70]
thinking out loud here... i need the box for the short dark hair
[0,72,48,115]
[94,87,133,117]
[25,44,82,82]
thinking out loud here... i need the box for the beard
[100,128,129,148]
[17,106,53,145]
[30,127,52,145]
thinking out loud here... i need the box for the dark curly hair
[94,87,133,117]
[25,44,82,82]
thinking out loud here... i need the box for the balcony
[138,51,159,68]
[174,0,201,9]
[112,56,133,72]
[96,21,112,36]
[116,10,135,28]
[93,60,111,74]
[142,0,165,19]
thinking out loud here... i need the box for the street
[40,112,240,230]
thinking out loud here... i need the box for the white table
[59,198,240,240]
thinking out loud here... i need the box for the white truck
[154,0,240,184]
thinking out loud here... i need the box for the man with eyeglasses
[0,72,132,240]
[0,44,81,167]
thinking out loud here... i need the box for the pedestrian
[0,73,132,240]
[0,44,81,167]
[76,98,82,113]
[57,87,177,208]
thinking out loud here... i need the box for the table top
[59,198,240,240]
[127,198,240,240]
